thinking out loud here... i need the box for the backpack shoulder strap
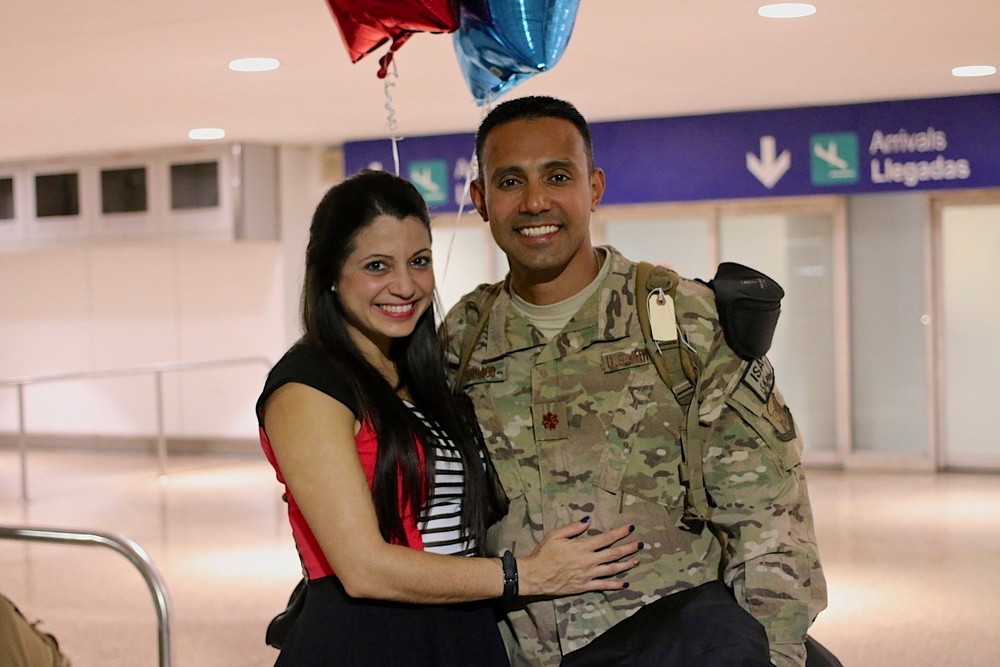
[454,281,504,390]
[634,261,712,523]
[635,262,696,405]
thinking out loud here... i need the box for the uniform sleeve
[439,288,487,386]
[703,385,826,667]
[677,280,826,667]
[439,306,464,382]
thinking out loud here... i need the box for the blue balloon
[453,0,581,104]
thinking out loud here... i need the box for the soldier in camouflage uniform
[441,96,827,667]
[0,591,71,667]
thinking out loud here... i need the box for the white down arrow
[746,136,791,189]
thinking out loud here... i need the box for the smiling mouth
[378,302,417,316]
[518,225,559,237]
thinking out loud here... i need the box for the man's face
[471,117,605,296]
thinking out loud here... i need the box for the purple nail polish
[637,542,644,550]
[623,582,630,589]
[581,516,591,523]
[628,524,635,533]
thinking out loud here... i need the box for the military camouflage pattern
[441,247,826,667]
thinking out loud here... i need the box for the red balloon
[325,0,460,77]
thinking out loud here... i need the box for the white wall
[276,145,343,347]
[0,144,347,445]
[0,240,285,440]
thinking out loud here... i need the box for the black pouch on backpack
[711,262,784,361]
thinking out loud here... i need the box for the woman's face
[335,214,435,357]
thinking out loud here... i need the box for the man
[442,96,827,667]
[0,591,70,667]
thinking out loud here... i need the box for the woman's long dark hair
[301,170,493,552]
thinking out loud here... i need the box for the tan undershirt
[509,250,611,340]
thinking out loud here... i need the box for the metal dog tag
[647,289,677,343]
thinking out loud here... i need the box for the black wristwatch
[501,550,519,599]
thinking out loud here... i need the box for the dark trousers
[560,580,843,667]
[275,575,509,667]
[806,636,843,667]
[560,580,772,667]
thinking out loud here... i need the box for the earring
[330,284,337,293]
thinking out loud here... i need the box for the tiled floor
[2,447,999,667]
[1,448,297,667]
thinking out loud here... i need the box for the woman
[257,170,640,666]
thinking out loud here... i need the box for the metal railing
[0,524,173,667]
[0,356,271,501]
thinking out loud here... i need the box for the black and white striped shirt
[406,403,476,556]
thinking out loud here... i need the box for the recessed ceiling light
[189,128,226,141]
[229,57,280,72]
[758,3,817,18]
[951,65,997,77]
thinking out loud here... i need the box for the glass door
[431,213,504,315]
[718,203,845,456]
[598,203,715,281]
[935,195,1000,469]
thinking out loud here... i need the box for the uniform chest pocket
[617,435,686,509]
[593,376,685,509]
[487,443,526,502]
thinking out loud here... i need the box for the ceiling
[3,0,999,165]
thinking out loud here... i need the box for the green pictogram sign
[810,133,859,185]
[408,160,448,204]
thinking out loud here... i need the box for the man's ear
[469,179,489,221]
[590,168,606,211]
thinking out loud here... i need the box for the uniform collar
[482,246,639,361]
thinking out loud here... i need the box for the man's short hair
[475,96,595,179]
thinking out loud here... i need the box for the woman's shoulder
[257,341,360,422]
[275,340,332,370]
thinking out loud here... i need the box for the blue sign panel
[344,93,1000,211]
[346,133,480,214]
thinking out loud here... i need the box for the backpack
[453,261,783,524]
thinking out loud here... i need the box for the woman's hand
[516,519,642,597]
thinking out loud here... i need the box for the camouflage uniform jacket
[441,247,827,667]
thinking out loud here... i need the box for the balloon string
[440,99,495,286]
[383,59,401,176]
[439,146,473,287]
